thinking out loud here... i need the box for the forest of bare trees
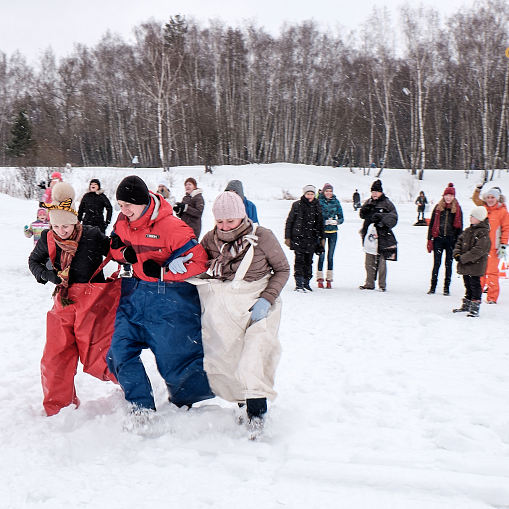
[1,1,509,172]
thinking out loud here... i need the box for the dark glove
[110,233,126,250]
[173,202,185,216]
[315,244,325,255]
[123,246,138,264]
[454,253,461,262]
[42,270,61,285]
[427,239,433,253]
[143,259,161,278]
[372,213,383,224]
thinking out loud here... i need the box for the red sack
[42,234,121,416]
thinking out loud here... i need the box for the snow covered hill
[1,164,508,509]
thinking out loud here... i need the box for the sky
[0,0,471,62]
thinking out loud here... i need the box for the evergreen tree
[5,108,35,159]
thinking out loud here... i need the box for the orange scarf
[51,224,83,307]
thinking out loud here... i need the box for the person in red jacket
[107,176,213,415]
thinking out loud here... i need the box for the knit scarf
[208,218,256,278]
[431,198,462,238]
[51,223,83,307]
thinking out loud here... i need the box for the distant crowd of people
[24,171,508,436]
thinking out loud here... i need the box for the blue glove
[249,298,271,323]
[167,252,193,274]
[498,244,507,260]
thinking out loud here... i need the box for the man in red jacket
[107,176,213,413]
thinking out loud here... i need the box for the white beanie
[484,188,501,201]
[302,185,316,194]
[470,206,488,222]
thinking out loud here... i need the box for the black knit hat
[116,175,150,205]
[371,179,383,192]
[90,178,101,188]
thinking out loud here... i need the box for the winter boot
[295,276,306,293]
[317,279,324,289]
[246,398,267,441]
[427,279,437,294]
[316,270,324,289]
[453,298,471,313]
[303,279,313,292]
[467,300,481,317]
[443,278,451,296]
[326,270,333,289]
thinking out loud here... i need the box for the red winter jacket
[111,192,208,282]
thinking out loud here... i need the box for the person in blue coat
[317,183,344,288]
[225,180,259,223]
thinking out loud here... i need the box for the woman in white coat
[198,192,289,433]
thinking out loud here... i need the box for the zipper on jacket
[444,210,449,236]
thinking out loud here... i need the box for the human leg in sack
[199,192,289,435]
[29,182,119,416]
[107,176,213,414]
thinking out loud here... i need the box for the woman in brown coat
[196,191,289,438]
[173,177,205,239]
[452,206,491,317]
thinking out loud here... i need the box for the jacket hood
[188,188,203,198]
[225,180,245,201]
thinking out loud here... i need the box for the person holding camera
[284,185,324,292]
[173,177,205,239]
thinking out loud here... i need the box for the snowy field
[1,164,509,509]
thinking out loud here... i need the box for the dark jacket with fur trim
[285,196,324,253]
[28,226,110,284]
[360,194,398,260]
[77,189,113,227]
[453,219,491,276]
[178,188,205,239]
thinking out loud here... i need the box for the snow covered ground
[1,164,509,509]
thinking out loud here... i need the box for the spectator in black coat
[284,185,324,292]
[359,179,398,292]
[77,179,113,234]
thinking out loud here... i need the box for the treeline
[1,1,509,172]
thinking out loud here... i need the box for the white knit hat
[302,185,316,194]
[212,191,246,220]
[484,188,501,201]
[47,182,78,225]
[470,206,488,222]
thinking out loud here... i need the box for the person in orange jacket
[107,176,213,414]
[472,185,509,303]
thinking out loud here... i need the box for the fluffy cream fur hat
[48,182,78,225]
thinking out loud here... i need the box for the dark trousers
[417,209,425,221]
[463,275,482,301]
[294,251,314,281]
[431,236,455,286]
[318,232,337,271]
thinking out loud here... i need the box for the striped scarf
[51,224,83,307]
[208,218,255,278]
